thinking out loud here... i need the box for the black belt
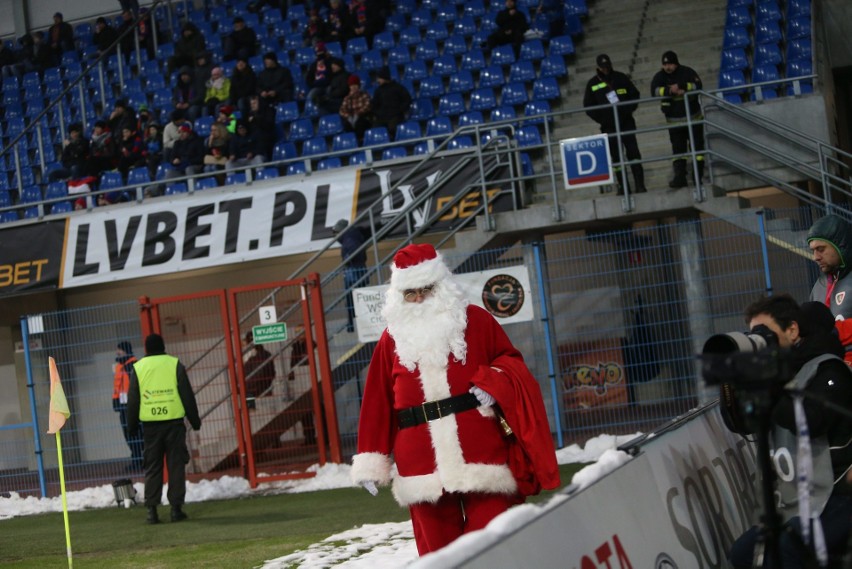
[397,393,480,429]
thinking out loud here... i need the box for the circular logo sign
[481,274,524,318]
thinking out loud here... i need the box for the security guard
[583,54,646,194]
[128,334,201,524]
[650,50,705,189]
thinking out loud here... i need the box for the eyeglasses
[403,284,435,302]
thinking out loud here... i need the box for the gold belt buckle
[422,401,442,422]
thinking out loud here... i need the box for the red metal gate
[138,273,341,487]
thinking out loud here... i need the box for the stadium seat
[519,39,545,62]
[786,57,813,78]
[194,176,219,191]
[276,101,300,124]
[45,181,67,201]
[532,77,560,101]
[501,82,528,107]
[448,136,474,150]
[726,5,751,28]
[360,48,384,72]
[225,172,248,186]
[294,47,315,66]
[540,54,568,79]
[787,38,813,62]
[523,99,552,124]
[425,22,449,42]
[443,35,468,57]
[753,43,783,67]
[756,1,782,23]
[508,60,536,84]
[464,0,486,19]
[317,157,343,170]
[419,75,445,99]
[272,141,298,161]
[0,210,18,223]
[193,116,215,138]
[414,40,440,63]
[455,15,477,37]
[515,125,542,147]
[470,87,498,112]
[302,136,328,157]
[432,54,457,77]
[565,15,584,37]
[565,0,588,16]
[410,6,433,28]
[364,127,391,147]
[395,121,422,143]
[256,167,280,181]
[152,88,173,110]
[286,162,307,176]
[318,114,344,138]
[288,118,314,142]
[448,70,475,94]
[720,49,749,71]
[385,13,405,34]
[49,201,73,215]
[787,16,812,40]
[388,47,411,67]
[754,21,782,45]
[100,171,124,190]
[426,116,453,137]
[457,110,484,127]
[549,35,575,57]
[490,105,517,125]
[436,4,457,23]
[479,9,499,33]
[399,26,422,47]
[788,0,811,18]
[346,36,369,56]
[461,50,487,73]
[325,41,344,59]
[478,64,505,88]
[723,26,750,50]
[348,151,368,165]
[490,44,516,67]
[404,60,429,82]
[437,92,466,117]
[381,146,408,161]
[409,97,435,121]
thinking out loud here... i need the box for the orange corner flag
[47,357,70,434]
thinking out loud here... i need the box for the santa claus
[350,243,560,555]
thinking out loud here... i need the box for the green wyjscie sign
[252,323,287,344]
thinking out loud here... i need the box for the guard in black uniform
[583,54,646,194]
[650,51,705,189]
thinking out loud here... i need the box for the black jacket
[650,64,703,119]
[371,80,412,122]
[257,64,294,102]
[583,69,640,131]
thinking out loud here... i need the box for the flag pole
[55,431,73,569]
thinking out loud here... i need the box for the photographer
[722,295,852,568]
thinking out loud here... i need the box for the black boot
[669,160,688,189]
[170,506,188,522]
[632,164,647,193]
[146,507,160,524]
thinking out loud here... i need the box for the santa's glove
[470,386,496,407]
[360,480,379,496]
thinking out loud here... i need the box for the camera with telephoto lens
[701,324,793,388]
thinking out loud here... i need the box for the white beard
[382,277,469,372]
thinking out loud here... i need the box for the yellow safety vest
[134,355,186,422]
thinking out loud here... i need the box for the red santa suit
[351,243,559,555]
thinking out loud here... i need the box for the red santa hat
[389,243,451,292]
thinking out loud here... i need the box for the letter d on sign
[576,151,597,175]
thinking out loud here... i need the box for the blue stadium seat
[432,54,457,77]
[318,114,344,138]
[152,88,173,110]
[479,9,499,33]
[127,167,151,190]
[144,74,167,94]
[346,36,369,56]
[756,1,782,23]
[455,15,478,37]
[549,35,575,57]
[288,118,314,142]
[490,44,516,67]
[565,15,584,37]
[470,87,498,112]
[436,4,457,23]
[787,38,812,62]
[461,50,487,73]
[726,5,751,28]
[194,176,219,191]
[388,47,411,67]
[45,181,67,201]
[721,48,749,71]
[787,16,812,40]
[100,171,124,190]
[448,70,475,94]
[381,146,408,161]
[520,152,534,176]
[256,167,280,180]
[276,101,300,124]
[2,75,19,93]
[410,7,433,28]
[409,97,435,121]
[457,110,484,127]
[753,43,783,66]
[385,13,406,33]
[508,60,536,84]
[413,141,432,155]
[751,65,781,100]
[723,26,750,49]
[464,0,486,19]
[193,116,215,137]
[540,54,568,79]
[225,172,248,186]
[414,39,440,63]
[419,75,445,99]
[22,71,40,90]
[360,48,384,72]
[272,141,298,161]
[364,127,391,147]
[404,60,429,81]
[425,22,449,42]
[437,92,465,116]
[443,35,468,57]
[532,77,560,101]
[565,0,588,16]
[788,0,811,18]
[317,157,343,170]
[786,57,813,78]
[348,151,368,165]
[325,41,344,59]
[301,136,326,157]
[448,136,474,150]
[286,162,308,176]
[294,47,315,66]
[523,99,552,124]
[719,69,747,103]
[520,39,545,62]
[426,116,453,137]
[515,125,542,147]
[0,210,18,223]
[395,121,422,143]
[49,201,73,215]
[399,26,422,47]
[372,31,394,52]
[478,64,505,88]
[754,21,782,45]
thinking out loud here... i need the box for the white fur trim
[351,452,393,485]
[390,254,451,292]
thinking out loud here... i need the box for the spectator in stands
[173,67,203,121]
[134,8,156,62]
[117,10,140,64]
[304,8,328,47]
[326,0,353,44]
[117,126,146,181]
[202,122,231,174]
[533,0,564,40]
[339,74,372,145]
[47,12,74,66]
[583,54,647,195]
[319,58,349,115]
[23,31,53,73]
[487,0,528,57]
[245,95,277,161]
[89,120,116,176]
[205,66,231,117]
[223,16,257,62]
[226,120,264,173]
[136,104,156,134]
[348,0,383,45]
[107,99,137,135]
[257,51,294,105]
[371,67,411,141]
[162,110,188,164]
[650,51,705,189]
[93,17,119,58]
[168,22,206,76]
[193,52,215,106]
[306,43,334,107]
[167,124,205,179]
[217,105,237,133]
[144,123,164,180]
[229,57,257,116]
[243,331,276,400]
[49,123,90,181]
